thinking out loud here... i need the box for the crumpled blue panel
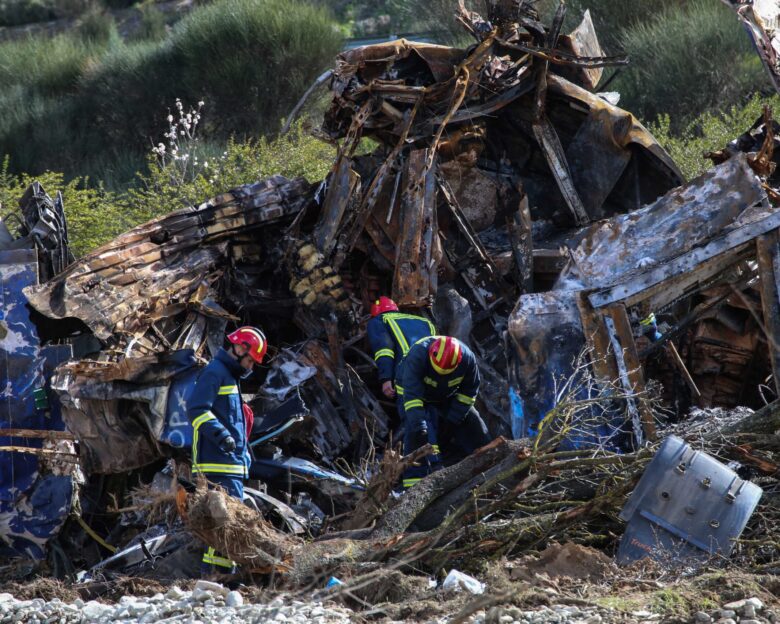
[0,250,46,501]
[160,368,199,449]
[0,250,74,559]
[0,475,73,559]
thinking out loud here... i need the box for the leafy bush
[0,156,135,256]
[130,114,334,219]
[613,0,769,128]
[649,93,780,181]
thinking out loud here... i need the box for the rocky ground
[0,567,778,624]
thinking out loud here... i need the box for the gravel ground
[460,596,777,624]
[0,578,776,623]
[0,581,356,623]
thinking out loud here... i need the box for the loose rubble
[0,584,357,624]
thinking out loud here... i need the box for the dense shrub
[613,0,769,128]
[0,0,341,186]
[649,93,780,181]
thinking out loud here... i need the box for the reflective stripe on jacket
[186,348,249,477]
[367,312,435,382]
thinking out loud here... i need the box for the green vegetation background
[0,0,776,255]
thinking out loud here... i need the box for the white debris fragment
[441,569,485,594]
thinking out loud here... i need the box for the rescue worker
[366,296,436,399]
[639,312,663,342]
[187,326,267,575]
[397,335,491,488]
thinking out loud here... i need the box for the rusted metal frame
[530,0,564,122]
[422,75,534,131]
[532,118,590,226]
[333,99,421,270]
[721,0,780,94]
[495,37,629,68]
[324,319,362,440]
[602,316,644,447]
[423,30,492,160]
[311,97,369,258]
[506,191,533,293]
[314,158,361,256]
[589,211,780,308]
[0,429,76,440]
[385,161,404,224]
[0,446,79,462]
[59,197,289,279]
[605,304,657,443]
[756,230,780,393]
[392,149,438,306]
[437,178,507,299]
[575,292,619,384]
[639,267,759,358]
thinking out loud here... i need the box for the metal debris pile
[2,0,780,592]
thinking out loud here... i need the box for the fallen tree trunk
[177,440,653,585]
[723,399,780,435]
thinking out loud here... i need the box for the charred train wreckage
[2,0,780,587]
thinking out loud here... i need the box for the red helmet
[370,296,399,317]
[227,326,268,364]
[429,336,462,375]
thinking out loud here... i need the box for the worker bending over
[397,335,491,488]
[187,325,267,575]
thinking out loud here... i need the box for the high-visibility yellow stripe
[192,412,216,429]
[448,376,464,387]
[456,393,476,406]
[640,313,656,326]
[385,316,410,355]
[383,313,435,357]
[436,338,446,361]
[192,463,247,475]
[202,547,235,568]
[404,399,424,411]
[192,412,216,468]
[431,444,440,455]
[403,478,422,488]
[218,385,239,395]
[423,376,437,387]
[374,349,395,360]
[450,342,461,366]
[395,385,404,395]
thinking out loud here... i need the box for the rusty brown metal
[757,231,780,393]
[25,177,311,347]
[392,149,439,307]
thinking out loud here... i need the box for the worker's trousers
[200,474,243,576]
[401,403,490,488]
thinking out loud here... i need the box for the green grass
[0,0,342,186]
[613,0,769,128]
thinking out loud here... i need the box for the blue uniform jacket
[397,337,480,426]
[367,312,435,382]
[186,348,249,477]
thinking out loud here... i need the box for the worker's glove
[381,380,396,398]
[219,435,237,453]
